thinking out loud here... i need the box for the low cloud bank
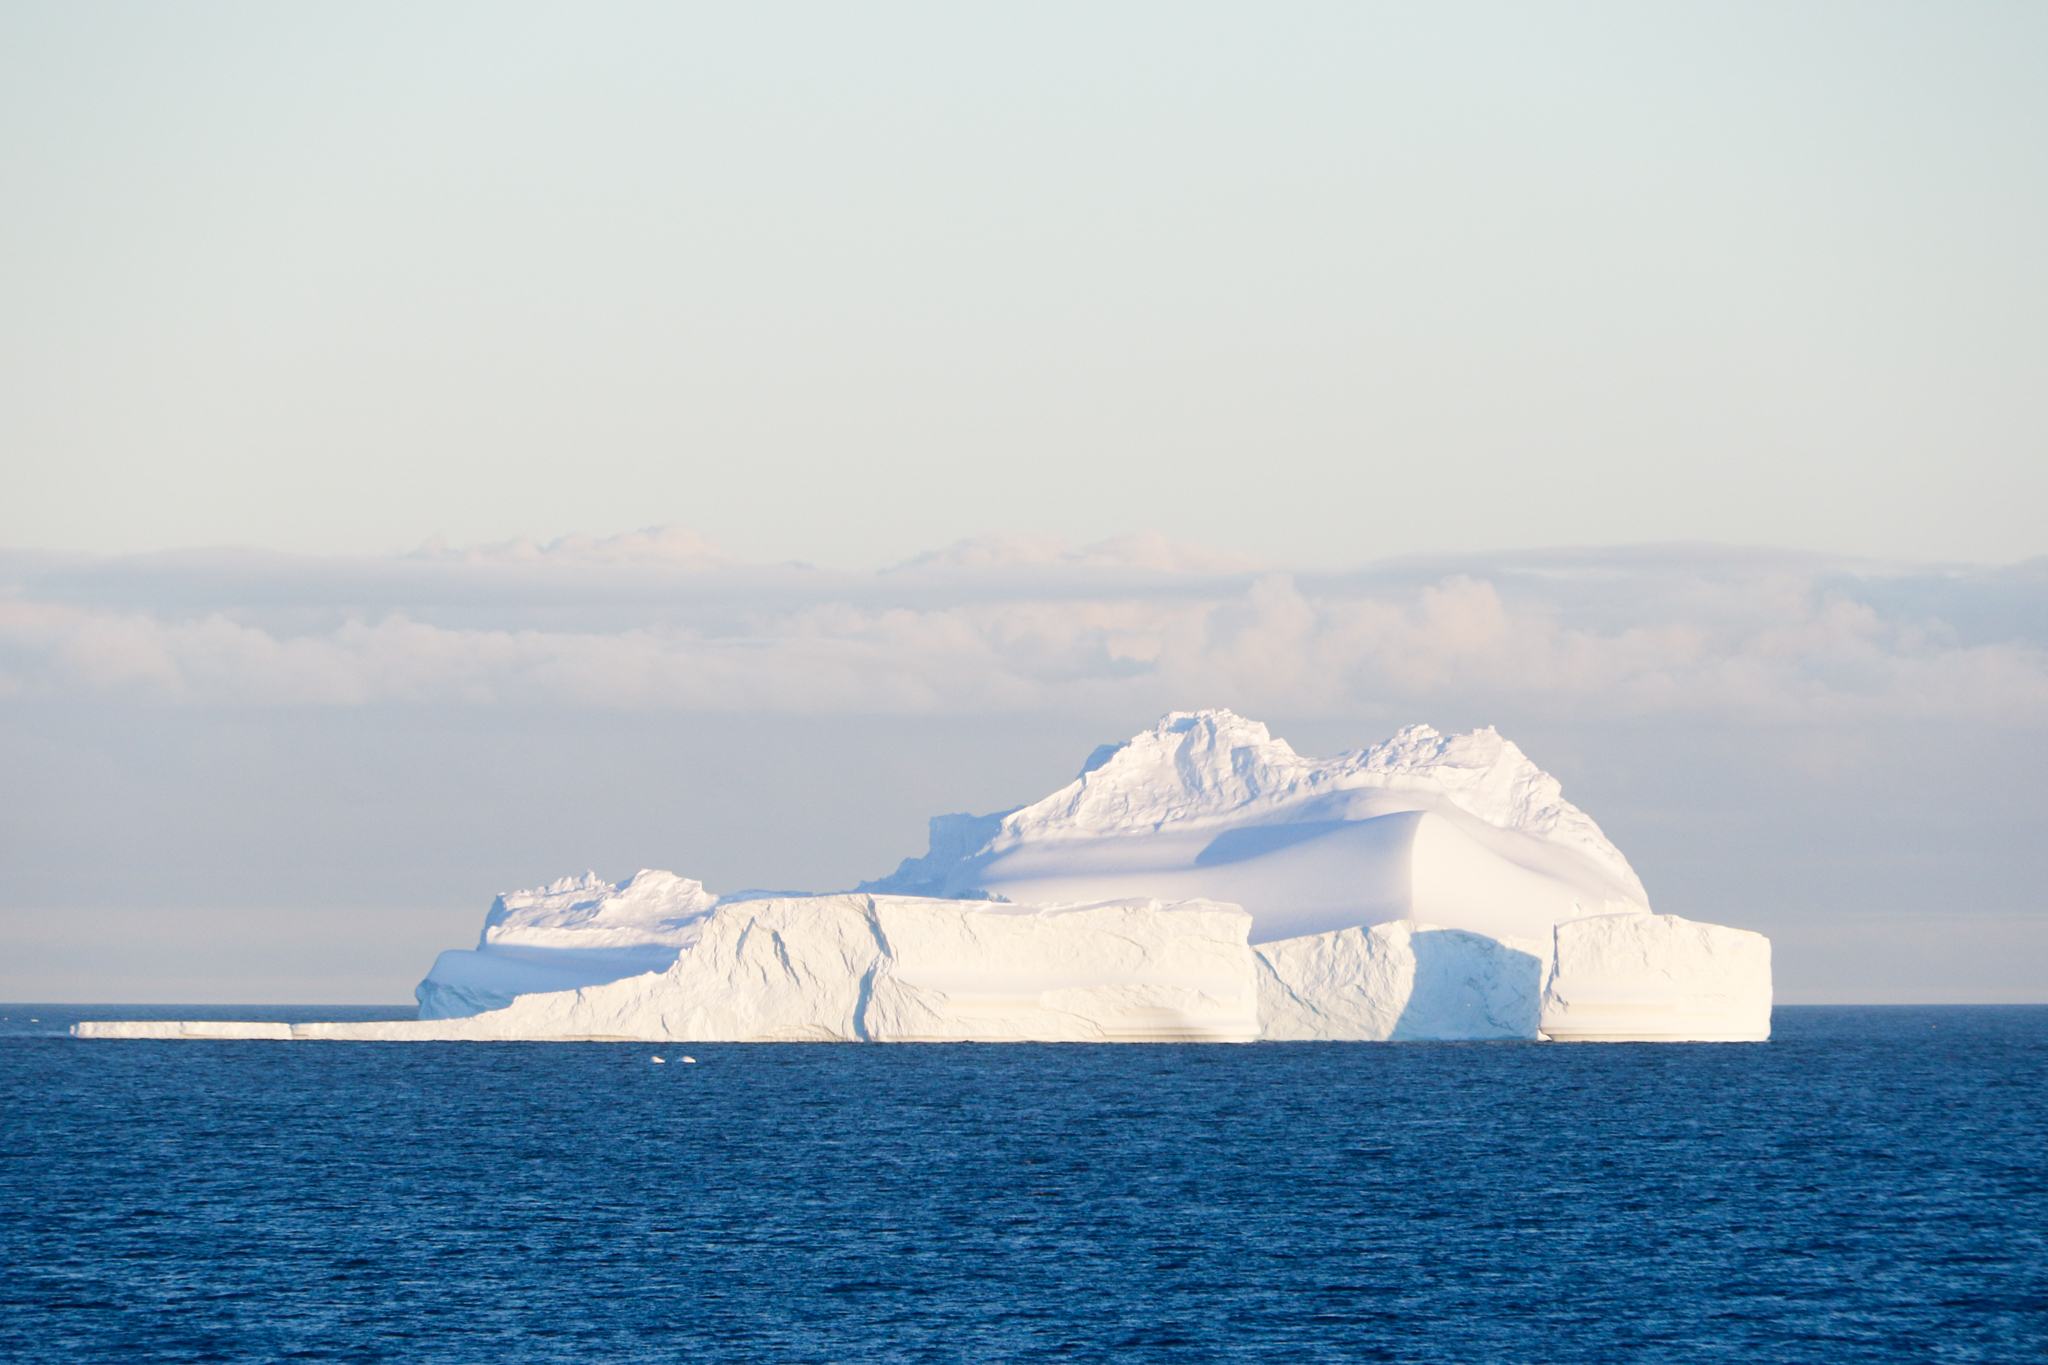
[3,531,2044,723]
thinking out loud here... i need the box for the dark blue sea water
[3,1006,2044,1363]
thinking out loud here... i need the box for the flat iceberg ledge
[72,898,1770,1044]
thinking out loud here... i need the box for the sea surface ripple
[2,1006,2044,1362]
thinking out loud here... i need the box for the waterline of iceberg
[74,899,1769,1044]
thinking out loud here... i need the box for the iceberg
[73,710,1772,1044]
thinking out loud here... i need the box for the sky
[1,3,2044,1004]
[3,1,2045,568]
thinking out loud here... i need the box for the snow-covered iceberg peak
[988,709,1643,905]
[417,869,720,1018]
[1343,723,1640,896]
[861,709,1653,943]
[999,710,1309,838]
[482,869,718,955]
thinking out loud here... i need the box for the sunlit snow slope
[863,710,1650,944]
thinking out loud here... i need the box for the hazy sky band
[6,534,2044,723]
[3,2,2044,567]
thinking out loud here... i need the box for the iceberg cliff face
[194,895,1260,1043]
[1256,923,1547,1042]
[1542,913,1772,1042]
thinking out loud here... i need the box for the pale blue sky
[3,1,2045,568]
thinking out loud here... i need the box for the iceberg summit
[75,711,1771,1044]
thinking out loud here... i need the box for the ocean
[3,1005,2043,1362]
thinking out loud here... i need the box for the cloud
[407,525,742,570]
[889,530,1269,575]
[1,534,2044,723]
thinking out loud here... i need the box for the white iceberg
[74,710,1772,1044]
